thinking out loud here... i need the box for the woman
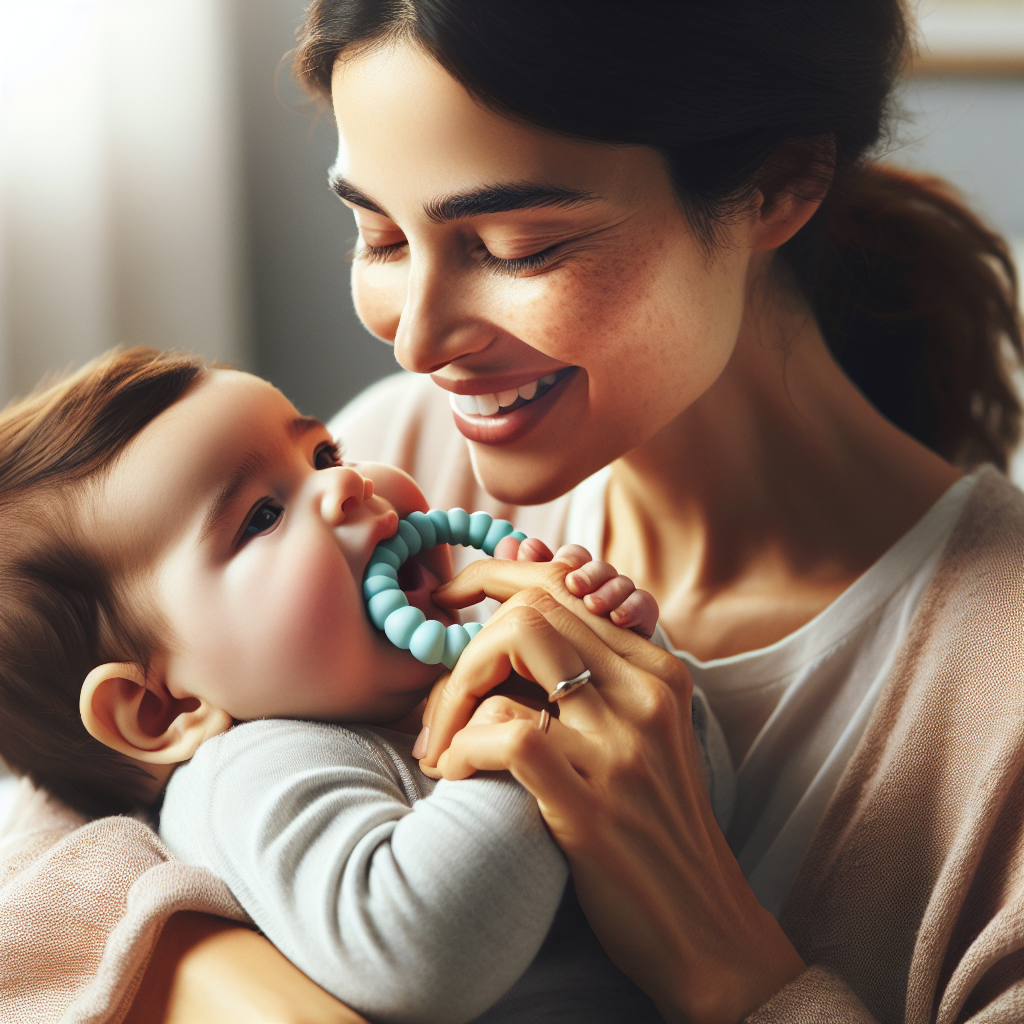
[3,1,1022,1021]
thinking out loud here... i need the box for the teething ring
[363,508,528,669]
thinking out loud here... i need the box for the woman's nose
[318,466,374,527]
[392,256,495,374]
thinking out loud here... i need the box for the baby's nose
[319,467,373,526]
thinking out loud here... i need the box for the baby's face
[94,370,455,724]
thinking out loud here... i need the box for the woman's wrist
[660,909,806,1024]
[625,864,805,1024]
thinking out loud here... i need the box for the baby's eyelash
[315,438,344,470]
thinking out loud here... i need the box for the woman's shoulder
[936,465,1024,599]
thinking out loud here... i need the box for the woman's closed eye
[354,238,562,277]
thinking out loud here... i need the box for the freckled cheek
[511,247,663,370]
[535,236,735,381]
[352,264,405,342]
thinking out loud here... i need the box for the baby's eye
[315,440,343,470]
[242,502,283,540]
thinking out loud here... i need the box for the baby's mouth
[397,556,455,626]
[396,556,424,594]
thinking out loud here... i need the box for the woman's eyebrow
[330,177,391,217]
[329,176,601,223]
[424,182,602,223]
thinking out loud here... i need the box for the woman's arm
[126,913,368,1024]
[423,561,807,1024]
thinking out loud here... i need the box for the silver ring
[549,669,591,702]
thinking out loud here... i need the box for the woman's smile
[438,367,578,445]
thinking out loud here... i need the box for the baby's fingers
[492,535,554,561]
[565,560,620,598]
[609,589,659,639]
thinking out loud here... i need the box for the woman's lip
[450,368,576,446]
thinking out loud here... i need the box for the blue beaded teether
[363,508,527,669]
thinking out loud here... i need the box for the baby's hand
[493,535,659,638]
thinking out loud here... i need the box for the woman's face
[332,42,754,504]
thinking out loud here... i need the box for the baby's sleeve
[159,719,567,1024]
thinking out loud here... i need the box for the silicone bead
[364,509,538,669]
[405,511,437,550]
[363,576,400,601]
[468,512,493,549]
[426,509,452,545]
[368,589,409,630]
[384,606,426,649]
[482,519,515,556]
[447,508,471,546]
[377,534,409,565]
[371,546,402,571]
[441,624,471,670]
[409,619,446,664]
[397,519,422,557]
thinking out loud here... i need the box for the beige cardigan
[3,371,1023,1024]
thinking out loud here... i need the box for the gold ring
[537,709,551,733]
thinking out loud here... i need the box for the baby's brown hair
[0,347,207,817]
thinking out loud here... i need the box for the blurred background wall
[0,0,1022,425]
[0,0,247,395]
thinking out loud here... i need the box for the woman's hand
[422,563,805,1024]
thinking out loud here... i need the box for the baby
[0,348,732,1024]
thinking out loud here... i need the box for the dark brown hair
[294,0,1022,469]
[0,347,206,817]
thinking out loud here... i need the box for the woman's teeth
[450,373,559,417]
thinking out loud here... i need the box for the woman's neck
[604,272,960,660]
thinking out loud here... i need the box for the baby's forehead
[88,372,299,547]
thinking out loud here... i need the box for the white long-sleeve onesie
[159,719,668,1024]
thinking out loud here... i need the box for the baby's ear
[80,661,232,764]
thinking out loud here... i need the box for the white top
[564,466,980,916]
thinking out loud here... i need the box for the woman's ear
[748,188,822,253]
[748,135,835,252]
[80,661,232,765]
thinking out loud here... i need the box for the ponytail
[783,165,1022,469]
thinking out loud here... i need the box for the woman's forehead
[330,40,642,211]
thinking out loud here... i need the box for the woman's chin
[468,443,604,506]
